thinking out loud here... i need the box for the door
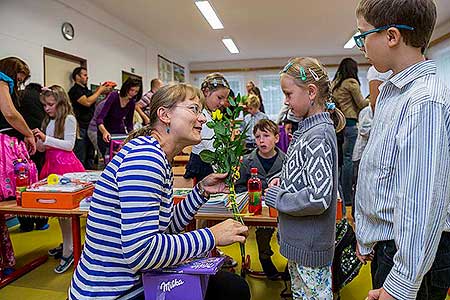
[43,47,86,92]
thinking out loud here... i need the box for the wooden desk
[0,201,87,288]
[195,206,277,227]
[173,155,190,166]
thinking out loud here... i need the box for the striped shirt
[136,90,153,115]
[69,136,215,299]
[355,60,450,300]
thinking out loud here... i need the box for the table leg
[72,216,81,267]
[0,255,48,288]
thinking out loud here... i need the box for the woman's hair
[200,73,230,94]
[40,85,76,139]
[246,94,261,109]
[0,56,31,98]
[249,86,263,105]
[125,83,204,143]
[280,57,331,106]
[120,78,143,100]
[331,58,360,92]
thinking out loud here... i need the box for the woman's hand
[103,131,111,143]
[32,128,46,142]
[210,219,248,246]
[24,134,36,155]
[199,173,230,195]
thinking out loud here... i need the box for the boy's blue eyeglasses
[353,24,415,48]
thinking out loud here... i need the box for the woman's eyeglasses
[175,105,205,117]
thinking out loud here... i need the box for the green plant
[199,94,249,274]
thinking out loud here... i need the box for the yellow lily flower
[212,109,223,121]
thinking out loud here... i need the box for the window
[225,75,245,97]
[257,74,284,120]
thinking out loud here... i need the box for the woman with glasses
[331,58,368,208]
[184,73,231,182]
[70,83,250,300]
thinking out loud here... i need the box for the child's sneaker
[54,253,74,274]
[48,243,63,257]
[2,267,15,276]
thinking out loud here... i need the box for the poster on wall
[122,71,142,84]
[173,63,185,83]
[158,55,173,83]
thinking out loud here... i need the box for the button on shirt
[355,60,450,300]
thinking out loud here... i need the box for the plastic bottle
[336,197,344,221]
[247,167,262,215]
[14,160,29,206]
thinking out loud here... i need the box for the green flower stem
[228,183,246,267]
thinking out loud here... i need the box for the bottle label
[249,191,261,205]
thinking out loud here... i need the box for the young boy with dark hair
[354,1,450,299]
[235,119,285,279]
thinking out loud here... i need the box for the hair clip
[299,67,308,81]
[326,102,336,110]
[41,86,52,92]
[212,78,218,86]
[309,68,320,81]
[281,61,294,73]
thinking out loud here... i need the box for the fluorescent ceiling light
[222,38,239,54]
[344,32,359,49]
[195,1,224,30]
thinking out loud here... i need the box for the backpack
[0,133,38,200]
[332,218,362,294]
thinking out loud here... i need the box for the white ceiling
[90,0,450,63]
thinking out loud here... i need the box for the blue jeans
[74,127,94,170]
[341,125,357,205]
[371,232,450,299]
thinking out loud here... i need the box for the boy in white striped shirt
[354,0,450,299]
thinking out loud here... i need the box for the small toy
[47,174,59,185]
[102,81,117,88]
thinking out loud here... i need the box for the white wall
[428,20,450,88]
[0,0,189,89]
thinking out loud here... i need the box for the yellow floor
[3,217,447,300]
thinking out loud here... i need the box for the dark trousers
[351,160,360,219]
[18,216,48,232]
[255,227,279,277]
[371,232,450,299]
[74,127,94,170]
[341,125,357,206]
[97,132,109,158]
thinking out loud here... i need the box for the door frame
[43,47,87,85]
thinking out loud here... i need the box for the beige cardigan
[332,78,368,120]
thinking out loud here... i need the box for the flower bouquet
[199,94,249,275]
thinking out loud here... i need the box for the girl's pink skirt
[40,149,85,180]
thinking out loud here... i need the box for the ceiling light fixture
[344,32,359,49]
[195,1,224,30]
[222,38,239,54]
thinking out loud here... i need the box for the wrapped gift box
[142,256,224,300]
